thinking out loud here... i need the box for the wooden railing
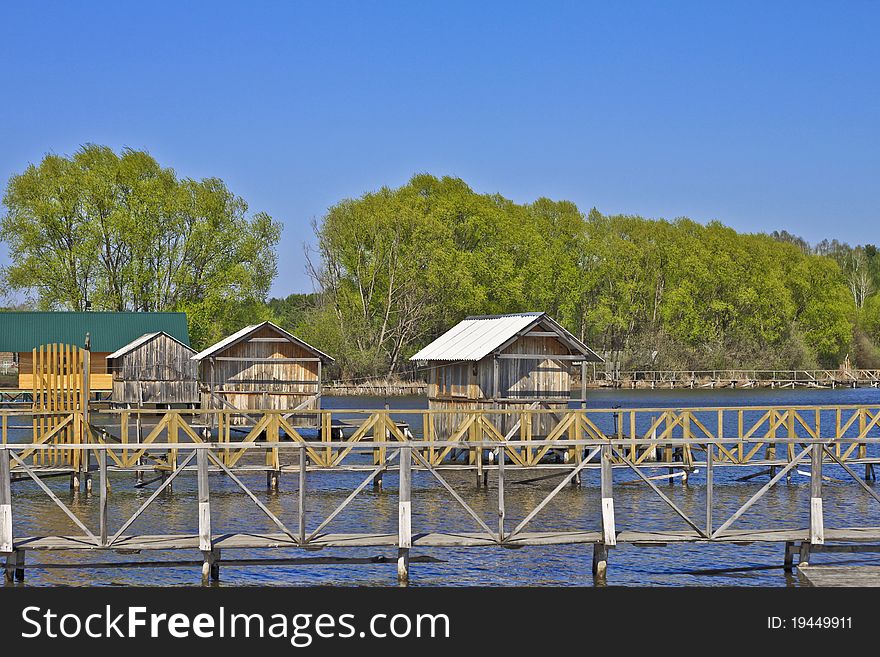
[590,369,880,387]
[2,404,880,471]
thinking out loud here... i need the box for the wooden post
[397,444,412,585]
[136,386,144,484]
[799,541,811,567]
[81,346,91,490]
[476,441,483,489]
[810,443,824,545]
[298,444,307,544]
[705,443,713,537]
[98,448,108,546]
[4,549,24,582]
[497,446,505,542]
[600,444,616,546]
[592,543,608,584]
[0,449,12,554]
[783,541,795,572]
[197,448,218,582]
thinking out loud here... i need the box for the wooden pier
[798,564,880,587]
[3,404,880,585]
[590,368,880,389]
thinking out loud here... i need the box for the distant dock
[588,368,880,390]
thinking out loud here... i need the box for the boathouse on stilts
[107,332,199,407]
[410,312,603,441]
[192,321,334,426]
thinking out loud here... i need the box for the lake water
[7,386,880,586]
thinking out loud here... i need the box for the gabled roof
[191,321,334,364]
[409,312,602,362]
[0,312,190,352]
[106,331,196,360]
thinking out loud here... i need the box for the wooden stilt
[0,450,12,556]
[5,549,24,582]
[592,543,608,583]
[197,448,216,583]
[799,541,811,568]
[397,445,412,585]
[810,444,824,545]
[299,445,307,545]
[201,549,220,583]
[267,470,280,491]
[783,541,795,572]
[600,444,616,546]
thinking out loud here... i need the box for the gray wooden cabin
[192,321,334,424]
[410,312,603,438]
[107,331,199,406]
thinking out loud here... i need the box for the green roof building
[0,311,190,390]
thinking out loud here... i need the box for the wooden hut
[410,312,603,437]
[192,321,334,423]
[106,332,199,406]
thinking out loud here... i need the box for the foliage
[308,175,859,377]
[1,145,281,348]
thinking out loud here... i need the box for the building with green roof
[0,311,190,390]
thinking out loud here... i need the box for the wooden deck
[799,564,880,587]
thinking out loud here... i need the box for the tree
[1,145,281,348]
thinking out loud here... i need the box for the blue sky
[1,1,877,297]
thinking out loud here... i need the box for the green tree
[1,144,281,348]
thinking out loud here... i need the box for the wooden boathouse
[410,312,603,437]
[0,312,190,392]
[192,321,334,421]
[106,332,199,406]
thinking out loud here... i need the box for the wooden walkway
[4,404,880,585]
[799,564,880,587]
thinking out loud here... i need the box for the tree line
[293,174,871,377]
[3,147,878,378]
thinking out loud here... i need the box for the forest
[3,148,879,379]
[290,174,878,377]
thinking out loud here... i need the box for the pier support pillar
[201,549,220,584]
[397,548,410,586]
[592,543,608,584]
[267,470,280,492]
[783,541,795,572]
[798,542,811,568]
[4,549,25,582]
[398,445,412,586]
[70,473,80,490]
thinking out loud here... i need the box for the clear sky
[1,1,877,297]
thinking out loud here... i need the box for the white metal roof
[409,312,602,362]
[106,331,195,360]
[191,321,334,363]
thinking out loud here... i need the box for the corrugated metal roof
[106,331,195,360]
[0,312,190,353]
[191,321,334,364]
[409,312,602,362]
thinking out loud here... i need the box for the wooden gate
[30,344,88,467]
